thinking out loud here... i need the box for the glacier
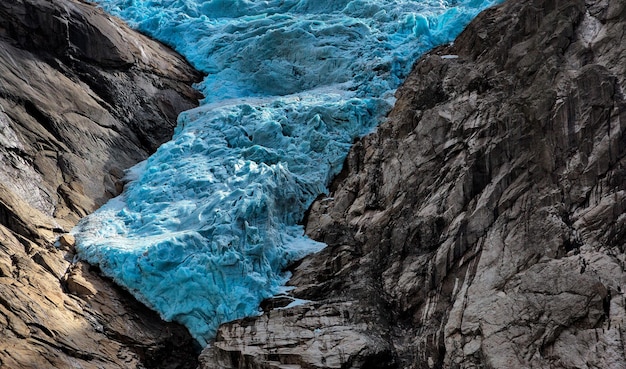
[73,0,503,345]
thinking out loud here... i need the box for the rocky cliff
[0,0,202,367]
[201,0,626,368]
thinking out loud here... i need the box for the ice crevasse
[74,0,504,345]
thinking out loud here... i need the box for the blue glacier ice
[73,0,503,345]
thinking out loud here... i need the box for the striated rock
[199,301,393,369]
[0,0,201,229]
[58,232,76,252]
[0,0,202,367]
[202,0,626,368]
[65,264,98,296]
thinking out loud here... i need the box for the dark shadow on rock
[0,0,205,367]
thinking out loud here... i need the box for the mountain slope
[0,0,202,367]
[202,0,626,368]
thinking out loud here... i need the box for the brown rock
[58,232,76,252]
[65,264,98,296]
[0,0,202,368]
[32,250,70,279]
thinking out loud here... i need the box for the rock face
[201,0,626,368]
[0,0,202,368]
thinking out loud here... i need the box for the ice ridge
[74,0,503,345]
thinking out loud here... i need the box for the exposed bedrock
[201,0,626,368]
[0,0,202,367]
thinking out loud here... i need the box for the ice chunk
[76,0,504,345]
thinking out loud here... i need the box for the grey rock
[202,0,626,368]
[199,301,393,369]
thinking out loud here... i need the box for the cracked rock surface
[201,0,626,368]
[0,0,202,367]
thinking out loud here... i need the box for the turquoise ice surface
[74,0,503,345]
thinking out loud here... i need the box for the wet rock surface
[0,0,202,367]
[202,0,626,368]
